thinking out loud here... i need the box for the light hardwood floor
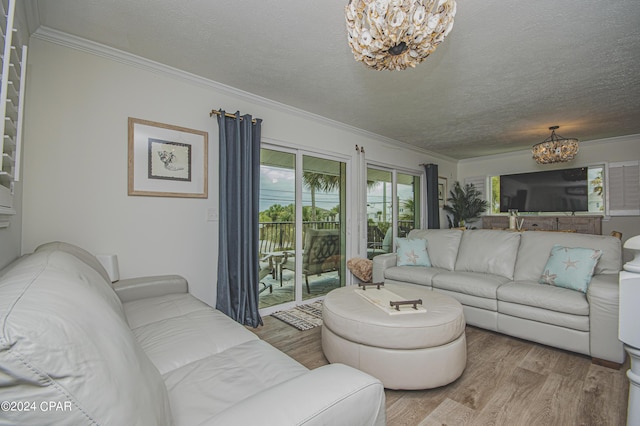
[251,316,630,426]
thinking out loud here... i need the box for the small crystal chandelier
[532,126,580,164]
[345,0,457,71]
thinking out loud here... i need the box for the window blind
[608,161,640,216]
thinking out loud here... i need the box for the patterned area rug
[271,301,323,330]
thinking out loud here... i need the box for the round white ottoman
[321,283,466,390]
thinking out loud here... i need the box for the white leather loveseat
[373,229,625,366]
[0,242,385,425]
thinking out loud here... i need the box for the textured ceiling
[33,0,640,159]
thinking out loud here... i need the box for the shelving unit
[482,215,603,235]
[0,0,27,215]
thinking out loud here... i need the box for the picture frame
[128,117,208,198]
[438,176,447,207]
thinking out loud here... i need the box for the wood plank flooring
[250,316,630,426]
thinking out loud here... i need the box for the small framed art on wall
[128,117,208,198]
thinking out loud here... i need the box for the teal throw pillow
[539,245,603,293]
[396,238,431,267]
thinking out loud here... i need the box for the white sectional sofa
[0,242,385,425]
[373,229,625,366]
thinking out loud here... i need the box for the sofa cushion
[163,339,308,424]
[454,230,521,279]
[408,229,463,270]
[34,243,124,316]
[123,292,212,328]
[514,231,621,281]
[434,288,498,311]
[432,271,511,300]
[0,251,171,425]
[35,241,113,284]
[497,280,589,316]
[539,245,603,293]
[384,265,444,287]
[129,296,259,375]
[498,301,590,331]
[396,237,431,266]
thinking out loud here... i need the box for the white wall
[457,134,640,247]
[21,35,455,306]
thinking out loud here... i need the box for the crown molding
[31,26,455,163]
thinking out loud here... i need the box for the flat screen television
[499,167,588,213]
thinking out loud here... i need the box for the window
[258,147,348,313]
[366,166,422,257]
[397,172,421,237]
[608,161,640,216]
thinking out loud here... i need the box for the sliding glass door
[397,172,421,237]
[366,166,422,257]
[300,155,346,301]
[258,148,296,309]
[258,147,347,312]
[366,168,392,258]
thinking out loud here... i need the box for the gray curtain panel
[216,110,263,327]
[424,163,440,229]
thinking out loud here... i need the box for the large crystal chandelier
[532,126,580,164]
[345,0,457,71]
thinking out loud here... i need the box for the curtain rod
[209,109,257,124]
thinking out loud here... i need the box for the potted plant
[443,181,489,229]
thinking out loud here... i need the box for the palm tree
[303,172,340,222]
[264,204,287,222]
[399,199,415,221]
[328,205,340,221]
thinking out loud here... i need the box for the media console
[481,215,602,235]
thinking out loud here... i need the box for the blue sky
[260,165,414,215]
[259,165,340,212]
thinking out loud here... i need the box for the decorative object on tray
[390,299,423,311]
[128,117,208,198]
[358,282,384,290]
[271,300,323,330]
[355,286,427,315]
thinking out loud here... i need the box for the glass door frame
[363,162,425,257]
[259,140,353,317]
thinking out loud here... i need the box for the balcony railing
[259,221,340,255]
[259,220,416,256]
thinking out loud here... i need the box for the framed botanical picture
[438,176,447,207]
[128,117,208,198]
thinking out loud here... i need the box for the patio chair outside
[280,228,341,293]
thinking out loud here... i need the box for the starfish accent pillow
[539,245,603,293]
[396,238,431,267]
